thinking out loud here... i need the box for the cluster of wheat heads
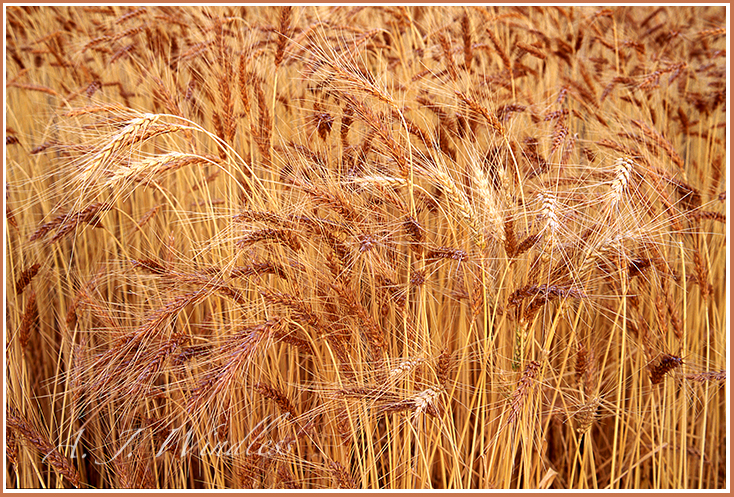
[5,5,727,489]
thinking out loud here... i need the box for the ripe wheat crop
[5,5,727,489]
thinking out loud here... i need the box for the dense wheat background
[5,5,727,489]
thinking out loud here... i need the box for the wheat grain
[426,166,485,250]
[462,12,473,70]
[273,6,293,67]
[30,202,113,244]
[455,91,505,136]
[64,104,126,117]
[683,371,725,382]
[107,152,216,186]
[277,465,298,489]
[631,119,684,169]
[507,360,540,426]
[436,31,458,82]
[115,6,146,24]
[550,117,569,159]
[690,210,725,224]
[426,246,468,262]
[15,263,41,295]
[649,354,683,384]
[575,396,601,434]
[6,409,81,487]
[388,357,425,380]
[609,156,635,206]
[486,29,510,69]
[238,228,302,252]
[255,381,297,418]
[575,341,596,394]
[516,41,546,59]
[7,82,59,96]
[329,460,356,489]
[17,290,37,350]
[537,192,560,236]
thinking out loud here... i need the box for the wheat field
[5,5,727,489]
